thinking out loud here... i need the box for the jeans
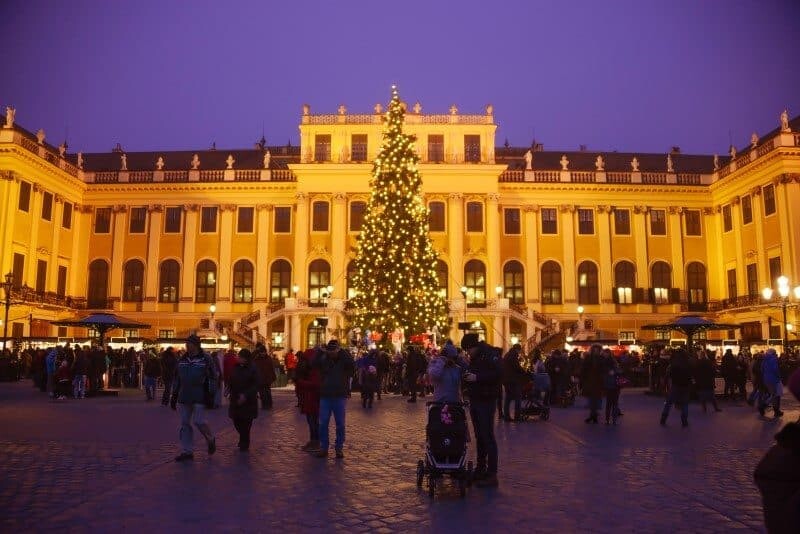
[143,377,157,400]
[319,397,346,451]
[661,386,690,423]
[470,399,498,474]
[161,377,173,405]
[503,383,521,420]
[605,389,620,422]
[72,375,86,398]
[177,403,214,454]
[232,417,253,450]
[306,414,320,441]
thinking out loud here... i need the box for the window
[684,209,701,236]
[504,208,521,235]
[503,260,524,304]
[651,261,672,304]
[466,202,483,232]
[436,260,448,299]
[763,184,776,216]
[769,256,782,287]
[650,209,666,235]
[274,207,291,233]
[746,263,758,297]
[351,134,368,162]
[193,260,217,303]
[428,202,445,232]
[541,208,557,235]
[12,253,24,288]
[577,261,599,305]
[614,209,630,235]
[87,259,109,308]
[655,330,670,341]
[464,260,486,306]
[18,181,31,212]
[232,260,254,303]
[94,208,111,234]
[312,201,329,231]
[314,134,331,162]
[346,261,357,300]
[159,329,175,339]
[307,321,325,348]
[57,326,67,338]
[769,324,782,340]
[270,259,291,304]
[129,207,147,233]
[464,135,481,163]
[122,329,139,339]
[349,201,366,232]
[201,207,218,233]
[614,261,636,304]
[578,209,594,235]
[741,195,752,224]
[722,205,732,232]
[727,268,737,300]
[308,259,331,305]
[61,202,72,229]
[237,207,254,233]
[541,261,562,304]
[165,207,182,233]
[428,135,444,162]
[159,260,180,303]
[41,192,53,221]
[36,260,47,293]
[687,262,707,305]
[123,260,144,302]
[57,266,67,297]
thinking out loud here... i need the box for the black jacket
[228,362,260,420]
[466,343,502,401]
[502,348,527,385]
[755,422,800,534]
[693,358,716,390]
[314,349,355,398]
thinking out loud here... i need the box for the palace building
[0,103,799,352]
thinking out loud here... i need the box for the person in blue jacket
[759,348,784,418]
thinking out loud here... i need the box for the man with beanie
[462,333,502,488]
[759,348,784,418]
[171,334,217,461]
[313,339,355,459]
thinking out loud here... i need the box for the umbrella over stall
[641,315,740,348]
[51,313,151,348]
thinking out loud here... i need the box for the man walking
[314,339,354,459]
[170,334,217,462]
[502,343,526,421]
[253,343,276,409]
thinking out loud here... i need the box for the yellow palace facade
[0,104,799,352]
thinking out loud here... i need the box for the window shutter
[611,287,619,304]
[647,288,655,303]
[669,288,681,303]
[634,287,645,304]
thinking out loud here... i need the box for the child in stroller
[417,401,473,497]
[519,369,551,421]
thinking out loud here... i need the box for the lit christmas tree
[349,86,447,341]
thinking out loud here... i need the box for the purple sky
[2,0,799,155]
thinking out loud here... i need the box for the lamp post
[762,275,800,354]
[460,285,468,332]
[2,272,13,353]
[209,304,216,333]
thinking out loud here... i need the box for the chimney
[671,146,681,154]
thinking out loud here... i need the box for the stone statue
[449,104,458,115]
[226,154,235,169]
[77,152,83,169]
[263,150,271,169]
[713,154,719,170]
[524,150,533,170]
[666,154,674,173]
[4,106,15,128]
[191,153,200,169]
[559,155,569,170]
[750,132,758,148]
[413,101,422,114]
[485,104,493,115]
[781,109,790,132]
[58,143,66,158]
[302,104,310,115]
[630,157,640,172]
[729,145,737,159]
[374,103,383,114]
[156,156,165,170]
[595,155,605,171]
[338,104,346,115]
[36,129,45,144]
[120,153,127,171]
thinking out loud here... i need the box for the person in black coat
[694,350,721,413]
[660,348,692,427]
[228,349,260,451]
[501,344,527,421]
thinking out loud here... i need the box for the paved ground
[0,381,792,533]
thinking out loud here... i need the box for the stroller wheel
[416,460,424,487]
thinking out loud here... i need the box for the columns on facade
[486,193,501,292]
[143,205,163,311]
[729,199,745,294]
[667,207,686,290]
[776,176,799,281]
[25,184,42,285]
[707,206,726,299]
[289,313,302,352]
[293,193,309,294]
[254,204,272,303]
[69,205,90,297]
[447,193,464,294]
[47,195,64,292]
[632,206,649,294]
[522,204,540,309]
[560,204,577,303]
[179,204,199,312]
[331,193,347,299]
[749,188,768,289]
[597,205,613,304]
[0,172,18,274]
[217,204,236,307]
[109,205,128,303]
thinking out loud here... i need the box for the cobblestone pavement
[0,381,793,533]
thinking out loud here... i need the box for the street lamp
[460,285,468,331]
[495,285,503,297]
[2,272,13,353]
[209,304,217,332]
[292,284,300,298]
[762,276,800,354]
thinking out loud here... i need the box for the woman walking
[296,348,321,452]
[660,348,692,427]
[580,344,606,424]
[602,350,621,425]
[228,349,260,452]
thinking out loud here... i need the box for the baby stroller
[519,373,551,421]
[416,401,473,498]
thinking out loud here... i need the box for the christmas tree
[349,86,448,340]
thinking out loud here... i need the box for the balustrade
[199,170,224,182]
[642,173,667,184]
[94,172,119,183]
[606,172,631,183]
[676,173,701,185]
[164,170,188,182]
[534,171,560,182]
[235,170,260,181]
[570,171,595,183]
[129,171,153,183]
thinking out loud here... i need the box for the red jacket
[223,351,238,384]
[285,351,297,371]
[296,349,320,416]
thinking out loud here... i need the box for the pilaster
[560,204,576,303]
[667,207,686,290]
[633,206,649,291]
[216,204,236,307]
[143,205,163,311]
[331,193,347,299]
[48,196,64,292]
[26,184,42,285]
[522,204,539,306]
[179,204,199,312]
[293,193,310,293]
[447,193,464,292]
[485,193,501,293]
[254,204,272,303]
[597,205,613,304]
[109,205,128,303]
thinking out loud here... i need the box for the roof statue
[559,154,569,170]
[156,156,165,170]
[226,154,235,169]
[750,132,758,148]
[485,104,493,116]
[666,153,674,173]
[302,104,310,116]
[630,157,640,172]
[412,101,421,114]
[713,154,719,170]
[263,150,271,169]
[781,109,790,132]
[36,128,45,145]
[524,150,533,170]
[58,142,66,158]
[77,151,83,169]
[338,104,346,115]
[374,103,383,114]
[729,145,737,159]
[449,104,458,115]
[595,155,605,171]
[120,153,127,171]
[191,153,200,169]
[4,106,15,128]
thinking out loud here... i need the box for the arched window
[541,261,562,305]
[308,259,331,306]
[651,261,672,304]
[503,260,524,305]
[123,260,144,302]
[195,260,217,303]
[464,260,486,306]
[436,260,449,299]
[687,262,707,306]
[614,261,636,304]
[577,261,599,305]
[87,259,109,309]
[232,260,254,303]
[159,260,180,303]
[270,260,291,304]
[346,260,357,300]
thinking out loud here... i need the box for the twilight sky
[2,0,799,155]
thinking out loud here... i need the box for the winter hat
[325,339,340,352]
[788,368,800,402]
[442,342,459,359]
[765,348,778,358]
[186,334,202,347]
[238,348,253,361]
[461,333,479,351]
